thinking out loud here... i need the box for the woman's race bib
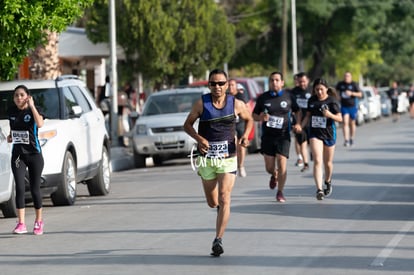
[266,115,284,129]
[11,130,30,144]
[206,140,229,158]
[311,116,327,128]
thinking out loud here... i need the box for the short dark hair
[295,72,307,79]
[208,69,228,80]
[269,71,284,81]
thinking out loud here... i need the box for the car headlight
[135,124,147,135]
[38,130,57,146]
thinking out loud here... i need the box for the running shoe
[239,167,247,177]
[344,140,350,147]
[324,181,332,197]
[295,159,304,167]
[211,238,224,257]
[350,139,354,147]
[13,222,28,234]
[33,221,44,235]
[269,176,277,190]
[316,189,324,200]
[300,163,309,172]
[276,190,286,203]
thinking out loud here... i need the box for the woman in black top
[7,85,45,235]
[300,78,342,201]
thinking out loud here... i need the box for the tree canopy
[86,0,236,87]
[0,0,93,80]
[226,0,388,82]
[3,0,411,86]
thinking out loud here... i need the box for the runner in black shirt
[335,72,362,146]
[301,78,342,201]
[253,71,301,203]
[386,81,400,122]
[7,85,45,235]
[290,72,312,172]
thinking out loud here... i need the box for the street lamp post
[109,0,118,146]
[291,0,298,75]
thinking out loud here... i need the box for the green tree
[226,0,396,83]
[280,0,391,80]
[0,0,93,80]
[369,0,414,85]
[86,0,235,87]
[225,0,284,74]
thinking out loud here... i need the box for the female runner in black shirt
[7,85,45,235]
[300,78,343,201]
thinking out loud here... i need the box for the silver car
[132,87,210,167]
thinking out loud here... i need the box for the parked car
[189,78,263,153]
[0,125,17,218]
[253,76,269,92]
[355,98,366,126]
[131,87,210,168]
[0,75,111,206]
[398,91,410,113]
[377,86,410,114]
[377,89,392,117]
[360,86,381,121]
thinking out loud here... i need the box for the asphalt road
[0,114,413,275]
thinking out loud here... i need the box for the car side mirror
[71,105,82,117]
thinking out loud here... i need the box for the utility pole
[291,0,298,75]
[281,0,288,78]
[109,0,118,146]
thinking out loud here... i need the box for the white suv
[0,75,111,208]
[0,124,16,217]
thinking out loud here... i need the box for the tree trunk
[29,31,61,80]
[309,46,325,80]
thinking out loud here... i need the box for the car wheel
[133,149,146,168]
[86,146,111,196]
[51,151,77,206]
[0,181,17,218]
[152,156,163,166]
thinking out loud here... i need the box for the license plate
[161,135,178,144]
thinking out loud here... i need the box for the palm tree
[29,31,61,80]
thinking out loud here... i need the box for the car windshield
[0,88,60,120]
[142,92,203,116]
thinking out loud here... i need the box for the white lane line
[371,221,414,267]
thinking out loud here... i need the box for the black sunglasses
[209,81,227,87]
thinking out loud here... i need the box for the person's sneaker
[300,163,309,172]
[33,221,44,235]
[349,139,354,147]
[13,222,28,234]
[269,176,277,190]
[276,190,286,203]
[295,159,304,167]
[316,189,324,200]
[324,181,332,197]
[239,167,247,177]
[344,140,350,147]
[211,238,224,257]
